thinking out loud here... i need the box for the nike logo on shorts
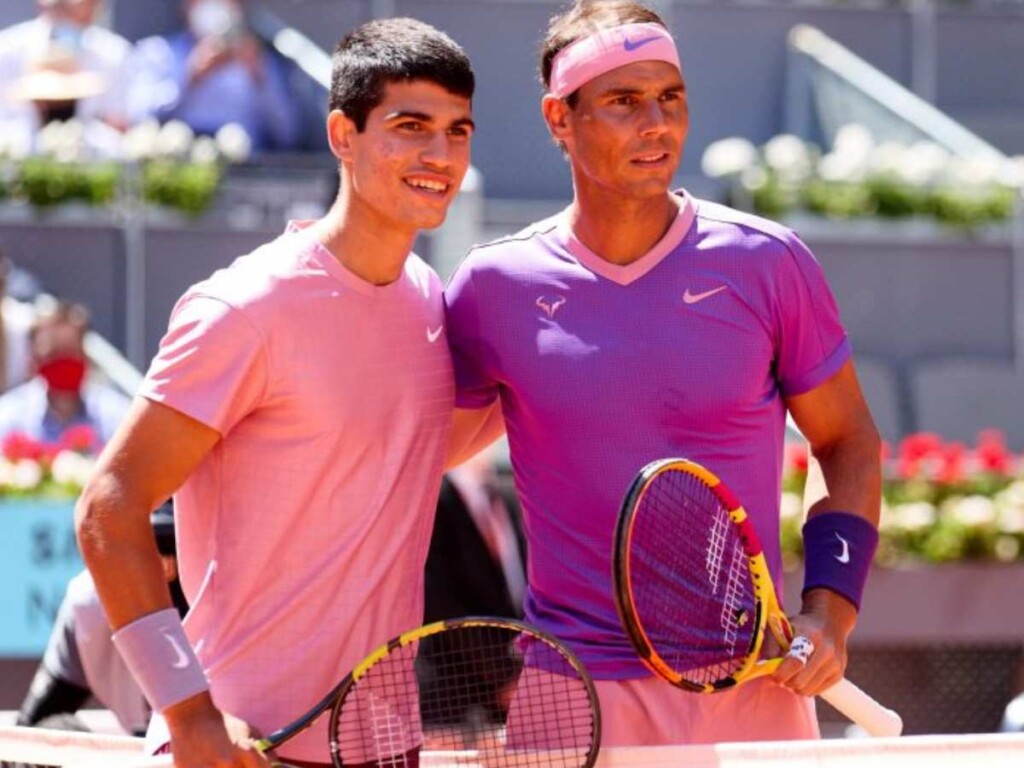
[427,326,443,343]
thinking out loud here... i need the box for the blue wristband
[801,511,879,610]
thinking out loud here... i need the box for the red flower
[2,431,45,462]
[880,441,892,463]
[975,429,1012,475]
[60,424,99,455]
[784,442,809,474]
[938,442,967,485]
[899,432,945,462]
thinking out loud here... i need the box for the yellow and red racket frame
[613,457,793,693]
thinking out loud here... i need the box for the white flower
[10,459,43,491]
[818,151,865,183]
[867,141,906,177]
[701,137,758,178]
[948,495,997,527]
[190,136,220,165]
[896,141,950,187]
[122,119,162,162]
[36,119,87,163]
[764,134,812,181]
[889,501,937,531]
[50,450,95,488]
[0,458,15,487]
[945,155,1001,188]
[37,120,67,157]
[780,492,803,521]
[997,505,1024,535]
[740,164,769,191]
[833,124,875,161]
[997,155,1024,189]
[994,536,1020,562]
[215,123,252,164]
[155,120,195,158]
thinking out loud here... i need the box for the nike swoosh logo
[835,532,850,564]
[623,35,661,52]
[426,326,443,343]
[683,285,728,304]
[162,632,191,670]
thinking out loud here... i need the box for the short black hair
[329,17,474,131]
[540,0,668,108]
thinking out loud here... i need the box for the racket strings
[628,468,758,685]
[331,625,597,767]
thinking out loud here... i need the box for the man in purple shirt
[445,0,882,745]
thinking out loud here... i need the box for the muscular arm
[775,359,882,696]
[76,398,265,767]
[76,397,220,629]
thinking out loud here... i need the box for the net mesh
[627,467,757,685]
[331,623,597,767]
[1,727,1023,768]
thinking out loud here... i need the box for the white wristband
[112,608,209,712]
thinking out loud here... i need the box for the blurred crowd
[0,0,303,161]
[0,252,130,457]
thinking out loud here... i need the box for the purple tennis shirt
[444,192,851,678]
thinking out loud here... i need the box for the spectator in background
[16,502,187,737]
[0,0,132,136]
[420,447,526,740]
[128,0,302,153]
[426,446,526,624]
[0,254,40,393]
[0,300,129,448]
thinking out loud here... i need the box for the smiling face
[545,60,688,203]
[330,78,474,234]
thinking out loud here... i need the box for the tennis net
[2,726,1023,768]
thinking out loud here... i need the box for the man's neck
[569,188,680,266]
[310,194,417,287]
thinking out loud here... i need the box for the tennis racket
[146,617,600,768]
[612,457,902,738]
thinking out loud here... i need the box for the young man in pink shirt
[76,18,475,768]
[446,0,882,745]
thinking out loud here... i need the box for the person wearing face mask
[0,0,132,137]
[0,300,130,449]
[127,0,302,152]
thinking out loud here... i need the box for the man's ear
[326,109,357,163]
[541,94,573,148]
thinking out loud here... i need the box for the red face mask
[38,356,86,394]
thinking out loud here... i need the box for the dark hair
[540,0,668,107]
[329,17,474,131]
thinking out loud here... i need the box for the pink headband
[548,22,681,99]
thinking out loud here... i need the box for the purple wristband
[112,608,209,712]
[801,511,879,610]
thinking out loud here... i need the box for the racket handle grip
[821,677,904,737]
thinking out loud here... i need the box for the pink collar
[560,192,696,286]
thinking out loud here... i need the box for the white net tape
[2,727,1024,768]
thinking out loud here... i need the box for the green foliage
[16,158,120,208]
[142,160,222,217]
